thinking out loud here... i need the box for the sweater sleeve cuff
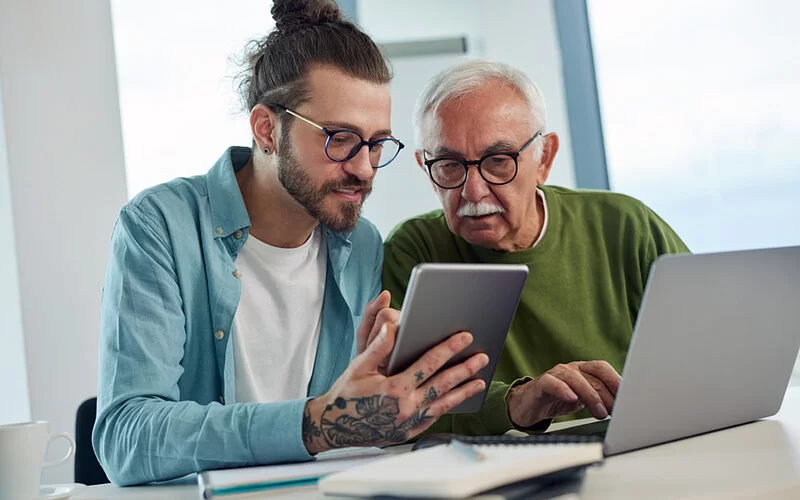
[248,398,313,464]
[478,382,518,435]
[506,377,553,433]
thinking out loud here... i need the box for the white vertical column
[0,85,31,427]
[0,0,129,483]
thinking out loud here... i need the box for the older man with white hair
[382,59,690,435]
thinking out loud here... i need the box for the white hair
[413,59,547,159]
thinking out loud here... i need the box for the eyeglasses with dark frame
[270,104,404,168]
[422,131,543,189]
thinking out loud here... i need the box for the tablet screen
[386,263,528,413]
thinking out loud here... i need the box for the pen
[450,439,486,461]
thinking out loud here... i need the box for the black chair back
[75,397,109,485]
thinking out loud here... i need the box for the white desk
[75,387,800,499]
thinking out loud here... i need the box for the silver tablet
[386,263,529,413]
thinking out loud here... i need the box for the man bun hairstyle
[237,0,391,126]
[272,0,342,30]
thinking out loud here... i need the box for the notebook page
[320,443,603,498]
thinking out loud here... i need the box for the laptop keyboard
[412,432,603,451]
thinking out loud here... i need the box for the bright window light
[589,0,800,384]
[111,0,273,198]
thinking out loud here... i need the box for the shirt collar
[206,146,252,239]
[531,187,549,248]
[205,146,356,251]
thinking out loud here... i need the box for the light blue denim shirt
[93,147,382,486]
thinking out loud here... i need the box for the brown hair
[237,0,391,123]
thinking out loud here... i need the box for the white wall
[478,0,576,189]
[0,0,129,483]
[359,0,482,42]
[0,85,31,426]
[358,0,576,236]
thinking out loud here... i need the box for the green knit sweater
[382,185,690,435]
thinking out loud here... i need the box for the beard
[276,133,372,233]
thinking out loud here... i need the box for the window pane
[111,0,273,198]
[588,0,800,385]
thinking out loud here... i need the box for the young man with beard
[94,0,487,486]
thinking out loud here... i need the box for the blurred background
[1,0,797,483]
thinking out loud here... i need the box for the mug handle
[42,432,76,468]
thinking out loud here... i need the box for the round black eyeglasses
[271,104,404,168]
[422,132,542,189]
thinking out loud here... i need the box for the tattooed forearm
[422,386,438,404]
[302,405,322,450]
[319,395,433,448]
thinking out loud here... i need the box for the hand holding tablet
[385,264,528,413]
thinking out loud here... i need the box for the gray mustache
[457,202,504,217]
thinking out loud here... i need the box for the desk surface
[75,387,800,500]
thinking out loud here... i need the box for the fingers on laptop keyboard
[578,361,622,397]
[557,368,610,419]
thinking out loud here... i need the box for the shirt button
[232,269,242,279]
[215,226,224,235]
[233,230,243,239]
[214,329,225,340]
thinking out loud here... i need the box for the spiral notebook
[319,435,604,499]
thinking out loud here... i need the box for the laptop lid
[604,246,800,456]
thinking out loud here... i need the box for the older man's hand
[506,361,621,428]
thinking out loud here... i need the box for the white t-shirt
[232,227,327,404]
[532,188,549,248]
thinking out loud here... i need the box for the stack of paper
[197,447,386,498]
[320,441,603,498]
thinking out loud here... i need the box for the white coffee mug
[0,421,75,500]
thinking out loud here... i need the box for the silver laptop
[556,246,800,456]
